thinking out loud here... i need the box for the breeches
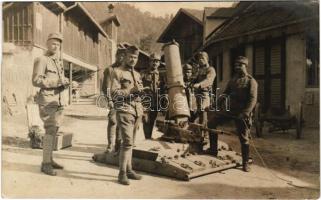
[117,112,139,150]
[39,103,64,135]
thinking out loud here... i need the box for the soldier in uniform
[112,45,143,185]
[32,33,69,176]
[102,47,126,153]
[207,56,258,172]
[183,63,195,116]
[192,52,216,128]
[142,53,161,139]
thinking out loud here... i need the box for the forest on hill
[83,2,173,54]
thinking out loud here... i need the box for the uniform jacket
[102,62,121,102]
[224,74,258,116]
[193,64,216,110]
[111,65,144,117]
[142,69,160,93]
[32,52,66,106]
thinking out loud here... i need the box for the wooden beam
[69,62,73,105]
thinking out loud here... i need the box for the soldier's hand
[108,101,114,109]
[130,86,142,94]
[193,83,201,89]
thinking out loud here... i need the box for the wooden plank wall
[3,3,33,45]
[63,11,99,66]
[33,2,59,47]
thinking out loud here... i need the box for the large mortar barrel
[163,41,190,121]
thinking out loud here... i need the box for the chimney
[108,4,114,13]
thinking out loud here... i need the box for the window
[306,37,319,88]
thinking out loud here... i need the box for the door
[253,38,285,112]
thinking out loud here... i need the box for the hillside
[83,2,171,54]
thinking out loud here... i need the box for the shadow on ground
[2,160,118,182]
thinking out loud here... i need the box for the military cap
[195,51,209,60]
[235,56,249,66]
[116,47,127,55]
[149,53,161,61]
[126,45,139,55]
[183,64,193,71]
[47,32,63,42]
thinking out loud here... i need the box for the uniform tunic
[208,74,258,145]
[193,65,216,110]
[112,65,143,149]
[102,62,122,146]
[142,69,160,139]
[32,53,66,129]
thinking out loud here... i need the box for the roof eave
[157,8,203,43]
[65,3,108,37]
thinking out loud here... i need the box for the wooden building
[203,1,319,127]
[2,2,115,106]
[157,8,204,62]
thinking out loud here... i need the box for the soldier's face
[197,56,208,66]
[235,62,247,76]
[126,53,138,67]
[185,71,192,79]
[116,53,125,63]
[150,59,160,70]
[47,39,61,54]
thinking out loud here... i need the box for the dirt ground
[2,105,320,198]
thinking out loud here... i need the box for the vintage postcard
[1,1,320,198]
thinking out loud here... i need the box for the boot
[114,140,121,153]
[41,163,57,176]
[241,144,251,172]
[118,147,131,185]
[205,133,218,156]
[105,144,113,153]
[118,170,130,185]
[51,159,64,169]
[127,170,142,180]
[126,148,142,180]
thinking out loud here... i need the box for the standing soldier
[183,63,195,117]
[192,52,216,128]
[207,56,258,172]
[102,47,126,153]
[142,53,161,139]
[112,45,143,185]
[32,33,69,176]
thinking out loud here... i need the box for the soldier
[142,53,161,139]
[112,45,143,185]
[183,63,195,116]
[32,33,69,176]
[102,47,126,153]
[192,52,216,128]
[207,56,258,172]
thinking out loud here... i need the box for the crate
[26,103,73,150]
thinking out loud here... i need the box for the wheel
[296,102,303,139]
[254,103,263,137]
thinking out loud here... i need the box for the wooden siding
[3,3,33,45]
[33,2,59,47]
[63,11,99,66]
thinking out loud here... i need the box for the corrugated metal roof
[206,1,319,44]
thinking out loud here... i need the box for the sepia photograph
[1,1,320,198]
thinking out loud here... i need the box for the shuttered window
[253,38,285,112]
